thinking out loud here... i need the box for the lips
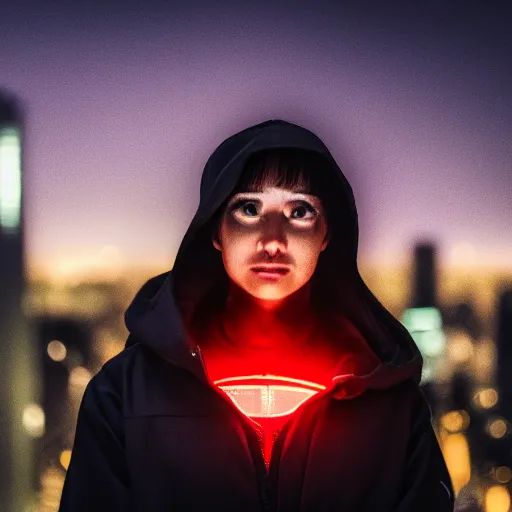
[251,266,290,280]
[251,266,289,275]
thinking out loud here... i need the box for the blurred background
[1,1,511,510]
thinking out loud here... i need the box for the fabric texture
[59,119,455,511]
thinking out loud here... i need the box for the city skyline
[2,1,511,281]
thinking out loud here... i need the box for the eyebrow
[229,192,320,202]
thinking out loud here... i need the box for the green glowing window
[0,127,21,232]
[401,307,446,383]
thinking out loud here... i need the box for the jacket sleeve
[59,363,131,511]
[393,387,455,512]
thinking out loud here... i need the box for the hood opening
[125,119,422,388]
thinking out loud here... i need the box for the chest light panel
[214,375,326,466]
[214,375,326,419]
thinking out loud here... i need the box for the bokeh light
[494,466,512,484]
[487,419,508,439]
[441,433,471,496]
[474,388,499,410]
[47,340,67,362]
[485,485,510,512]
[22,403,45,438]
[59,450,72,471]
[68,366,92,394]
[448,333,474,364]
[440,410,470,433]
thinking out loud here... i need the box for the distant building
[496,288,512,422]
[0,91,40,511]
[34,315,94,506]
[444,302,482,341]
[412,242,438,309]
[402,242,445,410]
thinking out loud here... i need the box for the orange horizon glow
[26,253,512,284]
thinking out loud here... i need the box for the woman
[59,119,455,511]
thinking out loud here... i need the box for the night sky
[2,1,511,280]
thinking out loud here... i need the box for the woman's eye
[230,200,259,218]
[229,199,317,222]
[291,203,316,220]
[241,202,259,216]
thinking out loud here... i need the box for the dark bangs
[232,148,331,198]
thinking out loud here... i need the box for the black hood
[124,119,423,396]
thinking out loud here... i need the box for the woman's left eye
[290,203,316,220]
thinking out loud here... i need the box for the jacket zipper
[191,345,273,510]
[190,345,335,511]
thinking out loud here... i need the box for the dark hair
[235,148,329,194]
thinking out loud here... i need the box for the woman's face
[213,186,329,302]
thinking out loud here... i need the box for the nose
[256,213,287,257]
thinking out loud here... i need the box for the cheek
[220,228,253,272]
[290,219,327,245]
[221,217,255,244]
[291,231,326,256]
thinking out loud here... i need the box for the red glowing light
[214,375,326,466]
[214,374,326,419]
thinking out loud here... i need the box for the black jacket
[59,119,455,511]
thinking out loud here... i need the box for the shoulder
[84,343,160,410]
[88,342,203,418]
[92,343,142,390]
[100,341,169,377]
[80,346,136,413]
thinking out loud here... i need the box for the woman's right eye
[241,202,259,216]
[230,200,259,217]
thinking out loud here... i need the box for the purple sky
[2,1,511,280]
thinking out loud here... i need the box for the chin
[245,285,297,302]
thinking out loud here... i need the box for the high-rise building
[412,242,438,309]
[496,288,512,419]
[402,242,445,399]
[0,91,40,511]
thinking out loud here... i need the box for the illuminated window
[0,127,21,232]
[401,307,446,383]
[402,307,443,333]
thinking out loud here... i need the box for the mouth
[251,266,290,280]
